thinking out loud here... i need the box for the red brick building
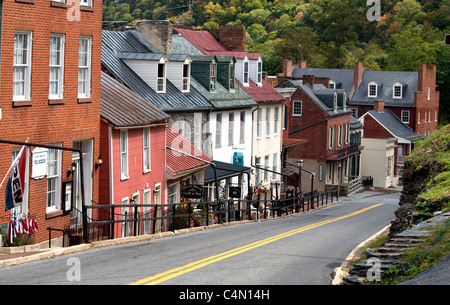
[0,0,102,244]
[276,80,361,195]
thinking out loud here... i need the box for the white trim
[13,31,32,101]
[49,33,65,99]
[368,81,377,97]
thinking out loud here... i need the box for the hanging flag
[5,147,27,211]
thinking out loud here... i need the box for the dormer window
[329,80,336,89]
[257,61,263,85]
[182,64,190,92]
[243,60,249,85]
[229,63,235,91]
[157,63,166,93]
[393,82,402,99]
[368,81,377,97]
[210,63,216,91]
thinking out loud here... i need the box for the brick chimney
[218,25,246,52]
[374,100,384,112]
[354,62,363,88]
[137,20,173,54]
[298,61,307,68]
[283,59,293,77]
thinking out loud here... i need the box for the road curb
[331,224,391,285]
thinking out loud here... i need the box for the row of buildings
[0,0,439,244]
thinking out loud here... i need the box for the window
[244,60,249,85]
[351,108,358,118]
[215,113,222,148]
[47,144,62,212]
[401,111,410,123]
[368,82,377,97]
[257,61,262,84]
[78,36,92,98]
[393,83,402,99]
[319,164,323,181]
[264,155,269,182]
[49,34,65,100]
[272,153,278,180]
[239,111,245,144]
[210,64,216,91]
[182,64,190,92]
[255,157,261,184]
[168,183,179,204]
[418,111,421,124]
[427,87,431,101]
[274,107,279,135]
[143,189,151,234]
[338,125,343,147]
[329,81,336,89]
[13,31,32,101]
[386,156,393,178]
[157,63,166,93]
[120,130,128,179]
[256,108,262,138]
[228,112,234,146]
[266,108,270,137]
[329,126,335,149]
[229,64,235,90]
[80,0,92,6]
[345,124,350,145]
[143,127,151,172]
[293,101,302,116]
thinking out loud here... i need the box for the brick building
[0,0,102,244]
[280,60,440,137]
[276,80,362,195]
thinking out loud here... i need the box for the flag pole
[0,139,28,189]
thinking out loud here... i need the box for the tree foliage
[103,0,450,124]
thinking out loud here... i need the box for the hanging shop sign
[182,184,204,199]
[31,147,48,179]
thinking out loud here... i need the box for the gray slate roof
[102,30,214,112]
[363,109,423,142]
[276,79,351,117]
[292,67,355,93]
[351,70,418,107]
[101,71,169,128]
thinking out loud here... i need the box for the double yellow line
[129,204,383,285]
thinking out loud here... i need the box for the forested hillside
[102,0,449,124]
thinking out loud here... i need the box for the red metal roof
[240,80,286,103]
[174,28,227,54]
[166,127,212,174]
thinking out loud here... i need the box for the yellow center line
[129,204,383,285]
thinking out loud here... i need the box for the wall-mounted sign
[62,181,73,213]
[31,147,48,179]
[182,184,204,199]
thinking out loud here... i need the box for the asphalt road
[0,191,400,286]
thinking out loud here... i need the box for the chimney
[354,62,363,88]
[218,25,246,52]
[137,20,173,54]
[374,100,384,112]
[298,61,307,68]
[283,59,293,77]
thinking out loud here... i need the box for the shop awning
[204,160,251,183]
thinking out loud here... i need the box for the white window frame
[80,0,92,7]
[157,63,166,93]
[228,112,234,147]
[143,188,152,234]
[266,108,270,137]
[345,124,349,145]
[368,81,377,97]
[256,108,262,138]
[182,64,190,92]
[243,60,249,86]
[257,60,263,85]
[120,129,129,180]
[393,83,402,99]
[143,127,151,173]
[229,63,235,91]
[49,34,65,100]
[329,126,335,149]
[401,110,410,124]
[215,113,222,148]
[239,111,245,144]
[78,36,92,98]
[338,125,343,147]
[264,155,269,182]
[210,64,216,91]
[293,101,302,116]
[329,80,336,89]
[274,106,279,135]
[168,183,179,205]
[47,144,62,212]
[13,31,32,101]
[427,87,431,101]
